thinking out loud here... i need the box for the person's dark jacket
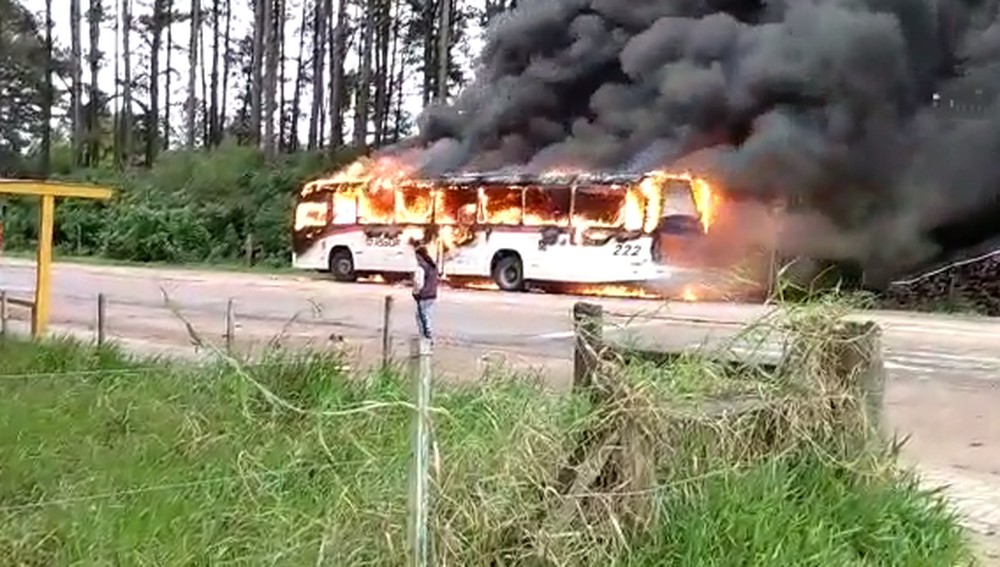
[412,251,438,300]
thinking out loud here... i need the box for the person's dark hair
[414,244,434,265]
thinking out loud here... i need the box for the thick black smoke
[391,0,1000,278]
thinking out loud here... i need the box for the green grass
[0,336,972,565]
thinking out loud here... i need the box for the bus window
[573,185,626,228]
[482,186,523,225]
[435,186,478,225]
[396,184,433,224]
[358,185,395,224]
[331,185,358,225]
[524,186,571,226]
[294,199,328,231]
[661,179,698,218]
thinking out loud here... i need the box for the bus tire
[492,253,525,291]
[329,248,357,282]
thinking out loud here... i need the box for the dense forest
[0,0,513,265]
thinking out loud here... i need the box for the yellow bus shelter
[0,179,115,337]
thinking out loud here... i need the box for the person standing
[411,243,438,341]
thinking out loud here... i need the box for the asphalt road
[1,257,999,547]
[1,257,998,379]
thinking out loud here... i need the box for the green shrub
[1,143,359,266]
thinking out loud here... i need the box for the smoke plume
[390,0,1000,277]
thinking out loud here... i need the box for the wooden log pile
[881,248,1000,315]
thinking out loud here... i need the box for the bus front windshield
[660,179,699,218]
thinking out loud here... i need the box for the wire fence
[1,289,997,561]
[3,285,999,388]
[0,287,608,391]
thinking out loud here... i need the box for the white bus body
[291,172,707,290]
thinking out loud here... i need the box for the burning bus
[292,160,718,293]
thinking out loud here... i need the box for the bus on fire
[291,169,715,291]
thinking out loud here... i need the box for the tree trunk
[290,0,309,152]
[146,0,165,165]
[250,0,264,145]
[164,0,173,150]
[262,0,277,157]
[307,0,327,150]
[372,0,390,145]
[88,0,102,166]
[328,0,346,150]
[199,14,209,146]
[186,0,199,148]
[353,0,373,149]
[112,0,119,163]
[421,0,435,106]
[277,0,287,151]
[389,0,403,142]
[121,0,132,167]
[436,0,450,101]
[41,0,53,175]
[208,0,219,145]
[71,0,83,165]
[219,0,231,142]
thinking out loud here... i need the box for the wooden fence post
[96,293,106,347]
[0,290,7,338]
[766,248,779,302]
[573,301,604,392]
[225,299,235,355]
[245,233,254,267]
[408,337,433,567]
[831,321,885,433]
[381,295,394,369]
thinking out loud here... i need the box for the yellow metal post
[0,180,113,339]
[32,194,55,337]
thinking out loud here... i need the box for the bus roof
[432,171,667,186]
[304,171,696,193]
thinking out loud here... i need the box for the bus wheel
[492,253,524,291]
[329,248,357,282]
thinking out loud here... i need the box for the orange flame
[690,178,718,232]
[300,159,722,255]
[642,171,719,233]
[571,284,663,299]
[681,286,699,302]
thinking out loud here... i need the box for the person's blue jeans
[415,298,434,339]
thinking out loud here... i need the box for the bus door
[435,187,483,277]
[655,179,703,266]
[384,184,435,273]
[354,187,401,271]
[522,185,572,277]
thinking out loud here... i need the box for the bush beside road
[1,145,355,268]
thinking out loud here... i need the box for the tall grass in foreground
[0,331,972,566]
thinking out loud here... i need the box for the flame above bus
[298,156,720,236]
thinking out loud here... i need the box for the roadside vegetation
[1,145,354,268]
[0,311,973,565]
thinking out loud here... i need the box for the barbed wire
[0,359,353,382]
[889,247,1000,286]
[0,458,382,515]
[602,309,751,326]
[0,366,170,381]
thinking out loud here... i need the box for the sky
[47,0,486,146]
